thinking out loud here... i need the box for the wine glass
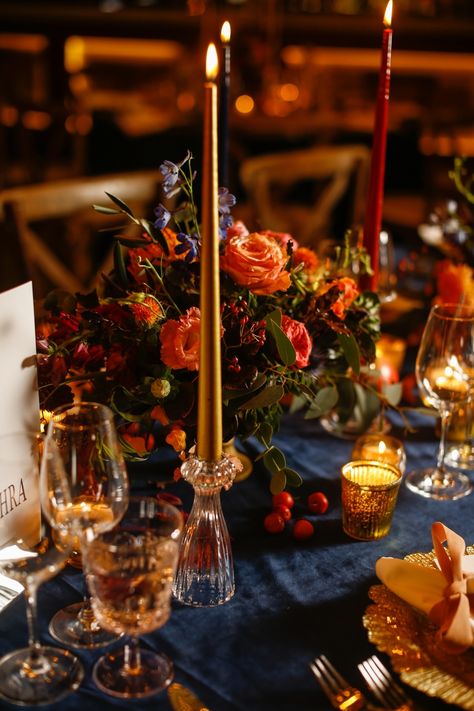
[0,431,84,705]
[82,496,182,698]
[405,303,474,499]
[43,401,129,648]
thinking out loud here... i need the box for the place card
[0,282,41,552]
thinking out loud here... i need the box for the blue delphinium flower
[153,203,171,230]
[219,212,233,239]
[159,160,181,196]
[174,232,199,263]
[218,187,236,215]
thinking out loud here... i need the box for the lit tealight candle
[352,433,406,473]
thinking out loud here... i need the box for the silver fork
[358,655,413,710]
[310,655,367,711]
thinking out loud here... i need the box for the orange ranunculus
[159,307,201,371]
[435,260,474,307]
[293,246,319,272]
[166,426,186,452]
[318,277,359,320]
[220,231,291,295]
[128,228,188,281]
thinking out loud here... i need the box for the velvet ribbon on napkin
[376,521,474,654]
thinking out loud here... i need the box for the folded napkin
[376,522,474,654]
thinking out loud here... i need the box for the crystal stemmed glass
[43,402,129,648]
[82,496,182,698]
[405,303,474,499]
[0,431,84,706]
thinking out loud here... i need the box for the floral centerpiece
[36,152,381,492]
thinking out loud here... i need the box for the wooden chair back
[239,144,370,247]
[0,170,162,297]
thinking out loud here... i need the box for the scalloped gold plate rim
[363,545,474,709]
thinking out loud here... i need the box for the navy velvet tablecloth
[0,411,473,711]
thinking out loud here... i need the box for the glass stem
[123,637,142,675]
[78,592,100,632]
[437,406,452,475]
[24,583,41,659]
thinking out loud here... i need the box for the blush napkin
[376,522,474,654]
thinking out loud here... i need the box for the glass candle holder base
[405,467,472,500]
[0,645,84,705]
[93,648,173,699]
[49,601,121,649]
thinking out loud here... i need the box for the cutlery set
[310,653,415,710]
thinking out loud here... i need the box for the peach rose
[226,220,249,238]
[281,315,313,368]
[260,229,299,250]
[160,307,201,371]
[220,232,291,295]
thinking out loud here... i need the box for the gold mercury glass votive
[352,433,406,474]
[341,460,402,541]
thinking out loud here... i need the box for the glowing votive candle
[352,433,406,473]
[341,460,402,540]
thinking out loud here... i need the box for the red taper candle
[363,0,393,293]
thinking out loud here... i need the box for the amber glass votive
[352,433,406,474]
[341,460,402,541]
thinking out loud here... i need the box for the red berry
[307,491,329,515]
[293,519,314,541]
[264,512,285,534]
[273,504,292,522]
[272,491,295,509]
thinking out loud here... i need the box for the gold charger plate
[363,545,474,709]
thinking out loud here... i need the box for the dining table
[0,406,472,711]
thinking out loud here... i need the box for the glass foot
[0,645,83,706]
[93,648,173,698]
[445,443,474,470]
[405,467,472,500]
[49,602,120,649]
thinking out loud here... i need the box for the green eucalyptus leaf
[256,422,273,446]
[304,385,339,419]
[238,384,284,410]
[223,373,267,401]
[383,382,403,407]
[263,446,286,473]
[266,317,296,366]
[284,468,303,488]
[337,333,360,375]
[270,470,287,495]
[114,236,152,248]
[105,192,135,218]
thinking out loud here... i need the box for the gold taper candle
[197,43,222,462]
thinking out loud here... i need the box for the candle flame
[206,43,218,81]
[221,21,231,44]
[384,0,393,26]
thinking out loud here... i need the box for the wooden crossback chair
[239,144,370,247]
[0,170,163,298]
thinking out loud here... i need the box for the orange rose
[220,232,291,295]
[160,307,201,371]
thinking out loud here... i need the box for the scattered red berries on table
[264,488,329,539]
[272,491,295,510]
[307,491,329,515]
[293,519,314,541]
[273,504,292,522]
[264,512,285,534]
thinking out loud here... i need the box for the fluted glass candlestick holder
[172,453,238,607]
